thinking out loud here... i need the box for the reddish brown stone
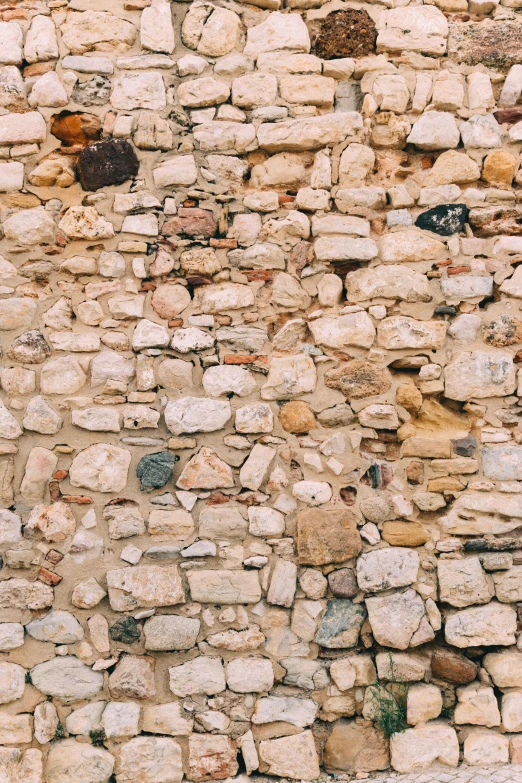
[494,107,522,124]
[224,354,266,364]
[447,266,471,276]
[162,208,217,238]
[38,567,62,586]
[52,470,68,480]
[45,550,64,565]
[210,238,237,248]
[77,139,139,191]
[61,495,94,504]
[50,111,101,147]
[406,460,424,484]
[243,270,275,282]
[168,318,184,328]
[328,568,358,598]
[431,647,479,684]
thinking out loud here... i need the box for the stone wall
[4,0,522,779]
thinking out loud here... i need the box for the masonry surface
[4,0,522,780]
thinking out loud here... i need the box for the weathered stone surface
[116,736,182,783]
[315,599,366,648]
[438,557,494,607]
[297,508,361,566]
[357,548,419,593]
[259,731,320,781]
[366,589,426,649]
[47,740,114,783]
[107,565,185,610]
[390,724,459,774]
[31,656,103,704]
[445,602,517,647]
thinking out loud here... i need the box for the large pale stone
[116,737,182,783]
[61,11,137,54]
[0,111,46,145]
[357,548,419,593]
[258,112,363,153]
[438,557,493,607]
[444,351,516,400]
[464,729,509,766]
[377,316,446,350]
[484,652,522,687]
[454,683,500,727]
[390,723,459,773]
[261,355,316,400]
[244,12,310,58]
[440,492,522,535]
[165,398,231,435]
[445,602,517,647]
[193,283,254,313]
[309,312,376,349]
[366,589,426,649]
[47,740,114,783]
[377,7,448,56]
[380,231,446,263]
[0,662,24,704]
[107,565,185,610]
[141,0,175,54]
[188,570,261,604]
[346,265,431,303]
[258,731,320,781]
[188,734,238,782]
[176,447,234,490]
[31,657,103,704]
[169,657,225,697]
[144,614,200,650]
[26,609,84,644]
[69,444,131,492]
[59,207,114,240]
[0,578,53,610]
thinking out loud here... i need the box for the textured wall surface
[4,0,522,779]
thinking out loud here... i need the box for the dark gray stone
[136,452,178,492]
[109,616,140,644]
[415,204,468,236]
[315,599,366,648]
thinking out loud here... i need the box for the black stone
[78,139,139,191]
[414,203,469,236]
[451,435,477,457]
[109,616,140,644]
[136,451,178,492]
[465,538,520,552]
[434,306,457,316]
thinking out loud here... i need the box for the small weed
[25,671,32,684]
[367,653,407,738]
[54,723,65,740]
[440,703,454,721]
[89,729,107,746]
